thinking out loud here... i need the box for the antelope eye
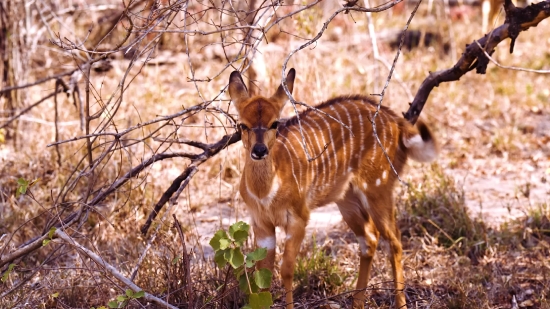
[239,123,249,131]
[270,121,279,130]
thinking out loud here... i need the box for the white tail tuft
[402,121,438,163]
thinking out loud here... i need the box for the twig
[88,151,203,207]
[473,40,550,73]
[54,229,178,309]
[173,215,195,308]
[0,69,76,94]
[0,91,57,130]
[129,194,178,282]
[140,132,241,235]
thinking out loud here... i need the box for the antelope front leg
[281,218,306,309]
[253,223,276,272]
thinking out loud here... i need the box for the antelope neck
[244,154,277,199]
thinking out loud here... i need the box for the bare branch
[54,229,178,309]
[140,132,241,235]
[404,0,550,124]
[473,40,550,73]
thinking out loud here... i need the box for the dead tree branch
[54,229,178,309]
[140,131,242,235]
[403,0,550,124]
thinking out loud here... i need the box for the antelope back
[272,95,409,207]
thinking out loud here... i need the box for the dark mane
[280,95,398,130]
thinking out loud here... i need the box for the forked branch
[140,131,242,235]
[403,0,550,124]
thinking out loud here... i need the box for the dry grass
[1,0,549,308]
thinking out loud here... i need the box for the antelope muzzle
[250,127,269,160]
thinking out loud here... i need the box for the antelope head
[228,69,296,160]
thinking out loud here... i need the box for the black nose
[251,143,268,160]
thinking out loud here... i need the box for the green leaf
[253,268,272,289]
[42,239,51,246]
[48,227,56,239]
[249,292,273,309]
[125,289,134,297]
[219,238,231,250]
[229,221,250,239]
[133,290,145,298]
[51,292,59,298]
[107,301,119,308]
[233,230,248,245]
[116,295,127,302]
[228,248,244,268]
[246,248,267,261]
[16,178,28,197]
[214,249,228,268]
[1,263,15,282]
[246,259,255,268]
[209,230,228,251]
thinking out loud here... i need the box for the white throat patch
[247,175,280,207]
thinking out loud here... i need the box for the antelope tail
[402,120,438,163]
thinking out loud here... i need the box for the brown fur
[229,69,438,309]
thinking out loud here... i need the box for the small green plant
[16,178,29,197]
[400,164,487,255]
[294,236,345,298]
[107,289,145,308]
[1,263,16,283]
[15,177,39,197]
[210,221,273,309]
[42,227,56,246]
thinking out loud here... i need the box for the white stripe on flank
[280,133,303,189]
[329,105,347,174]
[277,139,301,191]
[309,118,331,185]
[387,113,393,151]
[378,112,388,156]
[371,109,378,163]
[342,104,354,170]
[303,119,326,188]
[350,102,365,156]
[320,115,337,175]
[297,122,316,190]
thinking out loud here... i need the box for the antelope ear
[228,71,250,111]
[270,68,296,110]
